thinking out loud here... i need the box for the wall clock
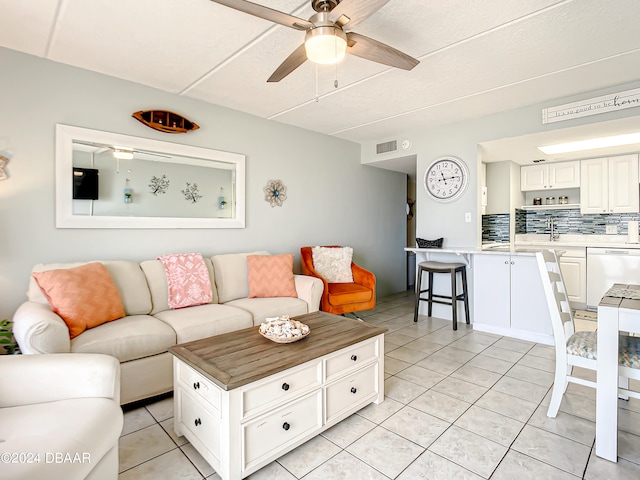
[423,156,469,202]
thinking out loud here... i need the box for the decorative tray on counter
[259,316,310,343]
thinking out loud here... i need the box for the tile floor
[118,291,640,479]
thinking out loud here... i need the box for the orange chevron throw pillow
[247,254,298,298]
[32,262,125,339]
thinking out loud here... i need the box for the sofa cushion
[141,258,217,315]
[311,246,354,283]
[247,254,297,298]
[226,297,309,326]
[153,303,253,344]
[211,251,270,303]
[28,260,152,315]
[71,315,176,363]
[32,263,125,339]
[0,397,122,480]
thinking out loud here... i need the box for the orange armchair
[300,246,376,318]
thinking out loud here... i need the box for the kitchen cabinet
[473,253,553,344]
[580,154,639,214]
[520,160,580,191]
[558,248,586,307]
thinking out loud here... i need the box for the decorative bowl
[259,316,310,343]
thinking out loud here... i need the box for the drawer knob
[350,387,357,394]
[282,382,290,391]
[351,355,357,361]
[194,418,202,427]
[282,422,290,431]
[193,381,200,390]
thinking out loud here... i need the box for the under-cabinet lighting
[538,132,640,155]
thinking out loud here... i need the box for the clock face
[424,156,468,202]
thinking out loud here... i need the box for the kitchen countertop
[405,246,543,257]
[407,233,640,258]
[514,234,640,249]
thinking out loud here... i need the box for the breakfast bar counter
[406,245,556,345]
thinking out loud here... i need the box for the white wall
[0,48,407,319]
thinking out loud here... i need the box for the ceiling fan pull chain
[315,64,320,102]
[334,30,340,88]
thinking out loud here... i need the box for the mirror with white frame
[55,124,245,228]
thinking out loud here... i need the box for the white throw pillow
[311,246,354,283]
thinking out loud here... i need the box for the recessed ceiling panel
[336,50,640,143]
[1,0,640,146]
[47,0,306,93]
[0,0,61,56]
[270,0,640,139]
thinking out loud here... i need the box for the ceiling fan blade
[267,44,308,82]
[209,0,312,30]
[329,0,391,28]
[347,32,419,70]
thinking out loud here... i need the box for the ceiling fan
[209,0,420,82]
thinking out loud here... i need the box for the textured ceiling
[2,0,640,146]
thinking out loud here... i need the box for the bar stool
[413,260,470,330]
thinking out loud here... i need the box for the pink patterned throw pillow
[247,254,298,298]
[158,253,213,309]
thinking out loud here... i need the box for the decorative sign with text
[542,87,640,124]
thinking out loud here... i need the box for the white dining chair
[535,249,640,418]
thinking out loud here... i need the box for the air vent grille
[376,140,397,154]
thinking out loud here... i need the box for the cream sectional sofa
[13,251,323,405]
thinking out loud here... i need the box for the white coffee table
[170,312,387,480]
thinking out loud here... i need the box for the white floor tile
[428,425,508,478]
[346,426,424,479]
[118,293,640,480]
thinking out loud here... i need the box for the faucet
[547,216,560,241]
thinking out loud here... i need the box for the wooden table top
[170,311,388,391]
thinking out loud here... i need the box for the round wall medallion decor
[264,179,287,207]
[423,156,469,202]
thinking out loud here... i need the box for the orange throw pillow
[247,254,298,298]
[32,262,125,339]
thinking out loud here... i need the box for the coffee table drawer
[178,389,221,460]
[325,363,378,422]
[242,360,322,418]
[325,338,379,381]
[243,390,322,469]
[177,360,221,414]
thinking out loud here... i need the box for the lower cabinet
[173,335,384,480]
[558,248,587,307]
[473,253,553,344]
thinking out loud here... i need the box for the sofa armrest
[12,302,71,354]
[0,353,121,407]
[294,275,324,313]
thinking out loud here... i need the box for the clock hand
[440,171,448,185]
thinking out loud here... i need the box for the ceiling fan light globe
[304,26,347,65]
[113,148,134,160]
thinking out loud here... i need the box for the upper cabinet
[520,160,580,191]
[580,154,639,214]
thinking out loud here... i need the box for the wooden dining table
[596,283,640,462]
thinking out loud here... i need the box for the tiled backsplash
[515,209,640,235]
[482,214,510,243]
[484,210,640,241]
